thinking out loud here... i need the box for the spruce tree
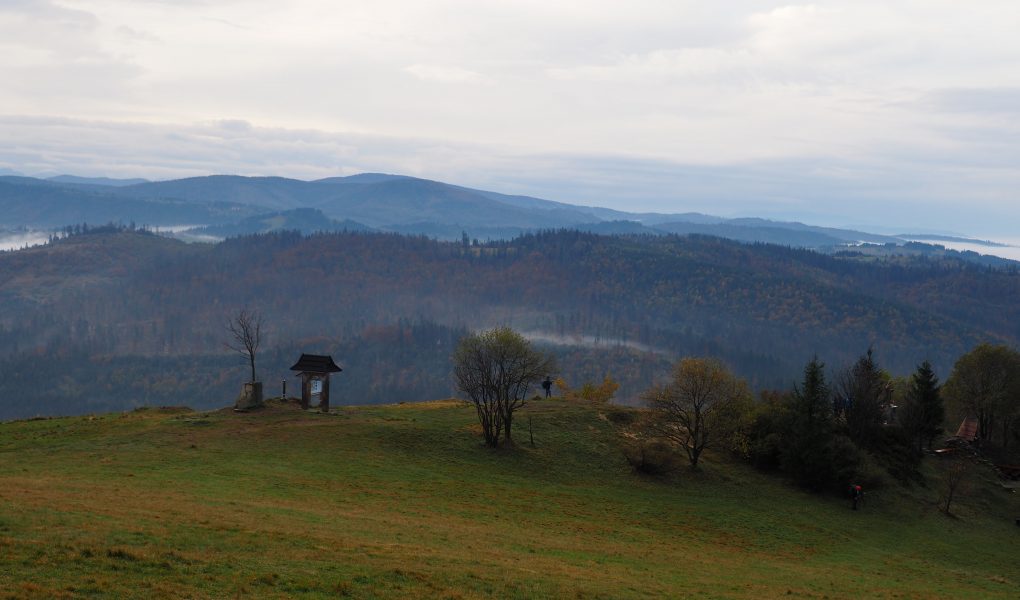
[782,357,834,489]
[899,360,943,453]
[835,348,891,451]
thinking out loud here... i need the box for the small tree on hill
[939,457,971,515]
[453,327,557,447]
[644,357,751,469]
[226,308,263,383]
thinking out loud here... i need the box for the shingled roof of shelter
[954,417,979,442]
[289,354,343,374]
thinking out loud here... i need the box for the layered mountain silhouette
[0,172,980,252]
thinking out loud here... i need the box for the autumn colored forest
[1,226,1018,419]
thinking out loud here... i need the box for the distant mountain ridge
[0,176,265,228]
[898,233,1008,247]
[46,175,150,187]
[187,208,373,238]
[0,172,1004,259]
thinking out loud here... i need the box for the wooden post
[321,374,331,413]
[300,373,311,410]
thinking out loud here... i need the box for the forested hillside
[0,228,1018,419]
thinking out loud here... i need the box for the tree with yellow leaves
[643,358,752,469]
[555,375,619,405]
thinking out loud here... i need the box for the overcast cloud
[1,1,1019,235]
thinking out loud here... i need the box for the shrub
[624,440,681,476]
[556,375,619,405]
[854,453,890,491]
[605,407,637,425]
[871,426,923,485]
[749,431,784,471]
[828,434,864,491]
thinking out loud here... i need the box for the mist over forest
[1,219,1017,420]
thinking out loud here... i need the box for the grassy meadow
[1,399,1018,599]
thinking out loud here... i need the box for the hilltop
[1,399,1017,598]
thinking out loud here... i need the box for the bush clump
[605,407,637,425]
[624,440,681,476]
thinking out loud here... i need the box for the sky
[2,1,1019,236]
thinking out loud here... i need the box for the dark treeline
[0,228,1018,419]
[0,320,460,419]
[744,343,1020,493]
[0,319,670,420]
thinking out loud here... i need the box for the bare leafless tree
[226,308,263,382]
[939,457,970,515]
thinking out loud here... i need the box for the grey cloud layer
[2,115,1017,236]
[1,1,1019,235]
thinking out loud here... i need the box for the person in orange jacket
[850,484,863,510]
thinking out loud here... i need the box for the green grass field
[1,399,1018,599]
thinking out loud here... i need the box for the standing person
[851,484,863,510]
[541,376,553,398]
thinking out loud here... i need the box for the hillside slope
[1,229,1018,418]
[0,400,1017,598]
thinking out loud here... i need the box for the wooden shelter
[289,354,342,413]
[953,417,979,443]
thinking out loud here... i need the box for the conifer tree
[898,360,943,453]
[835,348,891,451]
[782,357,834,489]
